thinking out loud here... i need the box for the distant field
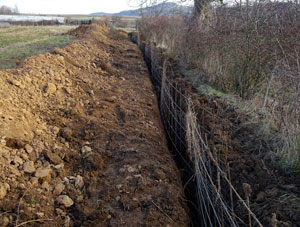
[0,25,76,70]
[62,14,138,29]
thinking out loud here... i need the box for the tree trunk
[194,0,203,17]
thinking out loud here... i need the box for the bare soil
[0,25,189,226]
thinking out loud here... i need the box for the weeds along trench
[129,32,300,227]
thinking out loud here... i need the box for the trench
[0,25,192,226]
[129,34,203,226]
[2,24,297,227]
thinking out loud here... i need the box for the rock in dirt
[81,146,91,153]
[64,215,71,227]
[30,177,39,187]
[0,183,8,199]
[54,163,64,169]
[87,90,94,95]
[35,167,51,179]
[18,183,25,189]
[13,156,23,166]
[60,127,72,140]
[55,208,65,216]
[28,151,37,161]
[105,96,117,103]
[75,175,84,189]
[11,79,24,88]
[51,126,60,136]
[53,182,65,195]
[0,24,191,226]
[44,150,63,164]
[41,181,51,191]
[24,144,33,154]
[56,195,74,208]
[44,83,57,94]
[23,161,36,174]
[154,169,166,181]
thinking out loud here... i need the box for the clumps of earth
[0,25,190,226]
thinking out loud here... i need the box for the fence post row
[130,33,263,227]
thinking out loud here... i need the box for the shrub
[138,0,300,170]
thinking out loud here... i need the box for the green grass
[197,84,229,97]
[117,27,137,33]
[0,25,76,70]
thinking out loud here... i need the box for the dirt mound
[65,25,90,37]
[0,25,190,226]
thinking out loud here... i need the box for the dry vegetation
[138,0,300,171]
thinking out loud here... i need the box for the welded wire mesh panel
[131,35,263,227]
[186,103,240,227]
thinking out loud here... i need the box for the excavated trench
[0,25,191,226]
[129,35,202,227]
[1,24,299,227]
[130,32,300,227]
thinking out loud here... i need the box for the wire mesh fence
[130,34,263,227]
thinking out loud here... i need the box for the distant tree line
[0,5,19,15]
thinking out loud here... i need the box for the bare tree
[0,5,13,14]
[130,0,218,17]
[193,0,216,16]
[0,5,19,14]
[13,4,19,14]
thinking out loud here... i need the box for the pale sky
[0,0,142,14]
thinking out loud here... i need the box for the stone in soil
[24,144,33,154]
[23,161,36,174]
[75,175,84,189]
[56,195,74,208]
[0,183,8,199]
[35,167,51,179]
[53,182,65,195]
[60,127,72,140]
[44,150,63,164]
[44,83,57,94]
[81,146,91,153]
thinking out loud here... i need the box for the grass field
[0,25,76,70]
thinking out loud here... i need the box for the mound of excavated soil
[65,25,90,38]
[0,25,190,226]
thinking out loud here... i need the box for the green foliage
[26,196,37,205]
[197,84,229,97]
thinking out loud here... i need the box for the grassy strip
[0,35,76,70]
[0,26,76,70]
[0,25,75,48]
[195,81,300,172]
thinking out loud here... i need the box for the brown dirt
[0,25,190,226]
